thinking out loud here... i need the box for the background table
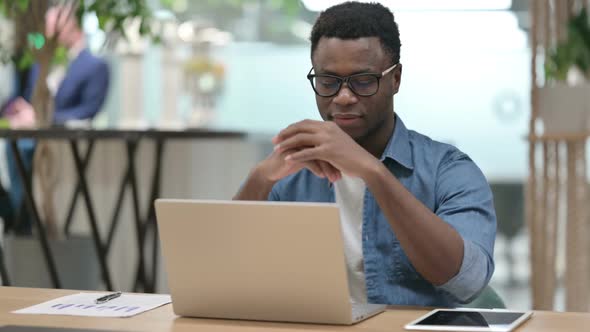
[0,128,246,292]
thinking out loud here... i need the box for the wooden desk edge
[2,287,590,332]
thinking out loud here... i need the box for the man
[6,5,110,124]
[3,5,110,232]
[235,2,496,307]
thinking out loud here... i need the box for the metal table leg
[125,140,148,292]
[69,140,113,290]
[147,139,165,293]
[9,140,61,288]
[0,240,11,286]
[133,138,165,293]
[105,166,132,253]
[64,141,95,236]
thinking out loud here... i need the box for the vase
[538,84,590,135]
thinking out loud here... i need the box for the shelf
[527,132,590,142]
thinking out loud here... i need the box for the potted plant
[539,7,590,135]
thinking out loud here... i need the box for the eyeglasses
[306,63,398,97]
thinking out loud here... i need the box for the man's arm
[362,160,464,286]
[234,144,341,201]
[422,151,496,302]
[53,62,110,124]
[274,120,495,300]
[233,164,278,200]
[1,64,37,115]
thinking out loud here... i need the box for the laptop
[155,199,386,325]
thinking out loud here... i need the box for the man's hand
[233,130,342,201]
[273,120,378,179]
[6,98,36,129]
[259,146,342,183]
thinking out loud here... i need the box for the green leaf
[268,0,284,10]
[83,0,157,48]
[283,0,301,16]
[0,2,7,16]
[88,2,98,12]
[15,0,29,12]
[76,0,86,26]
[98,14,109,29]
[27,32,45,50]
[17,50,34,70]
[53,46,68,65]
[545,6,590,81]
[160,0,174,9]
[139,18,150,35]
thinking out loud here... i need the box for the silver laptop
[155,199,386,325]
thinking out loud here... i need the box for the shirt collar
[380,114,414,170]
[68,38,86,60]
[329,113,414,189]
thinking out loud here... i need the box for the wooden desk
[1,287,588,331]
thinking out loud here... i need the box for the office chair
[465,286,506,309]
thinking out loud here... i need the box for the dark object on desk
[0,327,125,332]
[95,291,122,304]
[405,309,533,332]
[416,310,489,326]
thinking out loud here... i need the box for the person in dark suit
[3,5,110,233]
[11,52,110,123]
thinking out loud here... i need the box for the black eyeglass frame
[306,63,399,97]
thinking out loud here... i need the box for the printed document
[13,292,171,318]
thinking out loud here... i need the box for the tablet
[405,308,533,332]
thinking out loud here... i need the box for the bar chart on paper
[12,293,171,317]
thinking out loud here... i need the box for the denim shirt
[268,115,496,307]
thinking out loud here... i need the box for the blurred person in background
[235,2,496,307]
[1,5,110,233]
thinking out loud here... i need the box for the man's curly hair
[310,1,401,64]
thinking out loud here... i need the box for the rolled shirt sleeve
[438,238,493,303]
[433,150,497,303]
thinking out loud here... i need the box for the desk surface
[0,287,587,332]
